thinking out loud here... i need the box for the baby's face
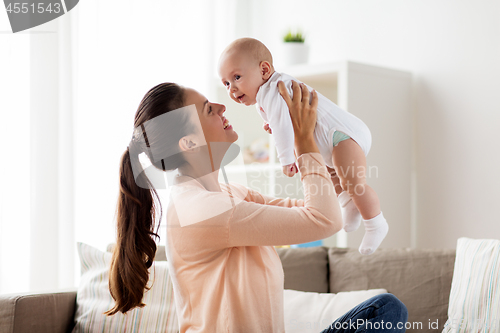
[218,52,266,106]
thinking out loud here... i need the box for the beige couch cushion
[276,246,329,293]
[328,247,455,332]
[284,288,387,333]
[107,243,167,261]
[108,245,329,293]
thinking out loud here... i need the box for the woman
[106,81,408,332]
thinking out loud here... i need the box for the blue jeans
[320,294,408,333]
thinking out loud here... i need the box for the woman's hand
[278,80,319,156]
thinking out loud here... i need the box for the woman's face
[184,88,238,145]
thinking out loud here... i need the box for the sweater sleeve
[227,153,342,247]
[245,188,305,207]
[223,183,304,208]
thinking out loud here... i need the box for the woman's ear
[179,136,199,152]
[260,61,273,80]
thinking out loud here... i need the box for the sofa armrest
[0,289,77,333]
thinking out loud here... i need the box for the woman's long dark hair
[105,83,185,315]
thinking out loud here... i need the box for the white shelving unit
[214,61,412,249]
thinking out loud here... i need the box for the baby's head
[218,38,274,106]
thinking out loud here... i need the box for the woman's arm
[171,82,342,249]
[221,182,304,208]
[227,152,341,246]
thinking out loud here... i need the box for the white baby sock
[359,212,389,255]
[338,191,361,232]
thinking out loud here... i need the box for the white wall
[245,0,500,248]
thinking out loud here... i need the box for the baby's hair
[222,37,273,68]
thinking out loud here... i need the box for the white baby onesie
[255,71,372,168]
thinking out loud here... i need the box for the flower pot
[281,42,309,66]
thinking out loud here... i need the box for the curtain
[0,0,235,294]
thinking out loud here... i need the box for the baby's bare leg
[332,139,387,255]
[332,139,379,219]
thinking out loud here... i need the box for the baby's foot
[338,191,361,232]
[359,212,389,255]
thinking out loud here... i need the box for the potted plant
[281,30,309,66]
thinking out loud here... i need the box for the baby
[218,37,388,255]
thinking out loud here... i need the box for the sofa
[0,246,456,333]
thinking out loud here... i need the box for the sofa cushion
[73,243,178,333]
[328,247,455,332]
[284,288,387,333]
[107,244,167,261]
[108,245,329,293]
[276,246,329,293]
[443,238,500,332]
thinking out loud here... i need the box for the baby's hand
[282,163,298,177]
[263,122,272,134]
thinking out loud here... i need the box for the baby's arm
[263,122,297,177]
[262,81,298,175]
